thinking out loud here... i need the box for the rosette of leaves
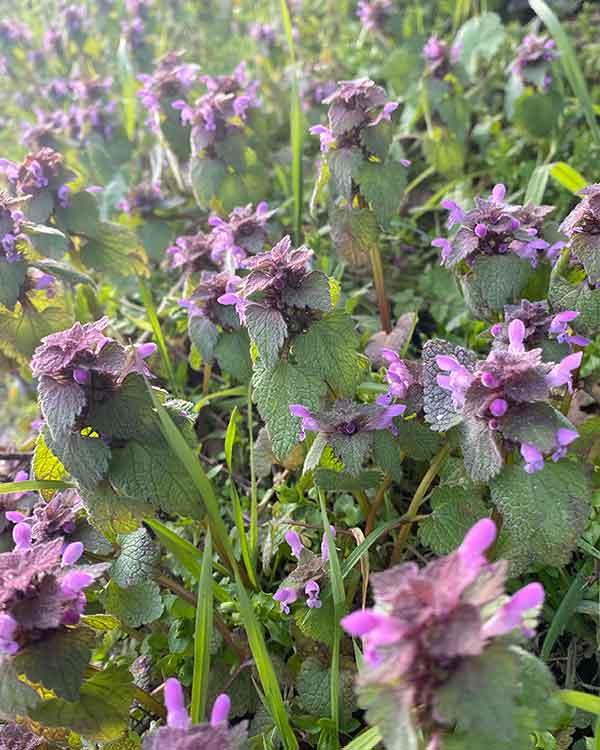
[341,520,565,750]
[422,326,581,482]
[310,78,407,266]
[30,318,204,531]
[433,185,560,320]
[506,34,561,138]
[548,184,600,337]
[182,270,251,381]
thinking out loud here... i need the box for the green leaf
[548,268,600,338]
[110,527,160,587]
[491,460,591,575]
[393,419,441,462]
[294,596,336,647]
[245,304,288,369]
[549,162,588,194]
[455,12,505,76]
[0,259,26,310]
[541,563,591,660]
[109,438,203,519]
[89,374,158,441]
[458,418,504,482]
[513,90,561,139]
[32,664,135,741]
[24,190,54,223]
[418,485,489,555]
[14,627,95,701]
[225,407,238,472]
[356,161,406,228]
[559,690,600,716]
[330,205,378,269]
[29,225,70,258]
[56,191,101,236]
[30,258,95,288]
[461,254,539,320]
[0,658,40,720]
[314,468,384,491]
[80,223,147,277]
[500,403,575,453]
[39,377,87,440]
[358,681,418,750]
[253,358,326,461]
[103,580,164,627]
[328,148,363,200]
[139,278,178,396]
[294,311,367,398]
[296,657,356,725]
[215,328,253,382]
[328,431,372,476]
[144,518,202,578]
[188,315,219,363]
[80,481,148,538]
[525,165,551,204]
[32,431,67,498]
[0,303,71,364]
[46,429,111,488]
[371,429,403,482]
[285,271,332,312]
[190,529,213,723]
[190,157,227,209]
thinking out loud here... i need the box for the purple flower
[546,351,582,391]
[166,231,216,274]
[341,520,544,742]
[250,22,278,47]
[285,529,304,558]
[423,35,460,77]
[273,587,298,614]
[137,51,199,129]
[305,580,322,608]
[559,184,600,285]
[208,202,272,266]
[181,271,242,328]
[512,34,558,90]
[356,0,393,33]
[119,181,162,216]
[520,443,545,473]
[0,200,27,264]
[164,677,191,730]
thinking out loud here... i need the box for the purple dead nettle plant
[0,195,27,264]
[356,0,393,33]
[208,201,273,267]
[118,181,163,215]
[166,229,217,275]
[0,721,44,749]
[422,36,461,78]
[30,317,157,440]
[137,51,199,130]
[5,488,83,544]
[429,318,581,477]
[0,536,106,656]
[309,77,398,154]
[219,235,332,367]
[249,21,278,48]
[172,61,260,156]
[432,183,564,270]
[558,183,600,286]
[143,678,247,750]
[289,399,405,475]
[512,34,558,91]
[0,146,72,209]
[273,527,337,614]
[341,519,545,749]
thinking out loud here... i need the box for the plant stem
[392,443,450,562]
[365,474,394,536]
[202,362,212,395]
[369,240,391,333]
[248,386,258,562]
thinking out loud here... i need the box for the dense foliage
[0,1,599,749]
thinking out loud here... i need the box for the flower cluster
[172,61,260,156]
[0,537,106,655]
[273,528,335,614]
[433,184,564,269]
[118,181,162,215]
[559,183,600,285]
[137,51,199,129]
[0,196,27,264]
[356,0,393,33]
[342,519,545,748]
[299,73,336,112]
[489,300,589,351]
[422,35,461,77]
[180,271,241,327]
[31,318,157,438]
[434,319,581,473]
[0,147,72,209]
[309,78,398,153]
[250,22,278,48]
[5,488,83,544]
[376,348,423,412]
[0,721,44,750]
[143,679,247,750]
[512,34,558,90]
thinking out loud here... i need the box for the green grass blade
[541,562,591,660]
[235,574,299,750]
[525,164,550,204]
[342,726,382,750]
[0,479,75,493]
[280,0,303,243]
[559,690,600,716]
[117,37,137,141]
[319,491,345,748]
[341,517,403,579]
[190,530,213,723]
[529,0,600,147]
[230,484,257,588]
[145,518,202,578]
[225,406,238,472]
[550,161,587,194]
[194,385,247,412]
[138,278,179,396]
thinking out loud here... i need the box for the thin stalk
[365,474,394,536]
[369,240,391,333]
[202,362,212,395]
[248,386,258,561]
[392,443,450,562]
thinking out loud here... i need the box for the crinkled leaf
[314,467,384,491]
[188,315,219,363]
[458,418,504,482]
[328,147,362,200]
[360,121,393,161]
[358,682,418,750]
[294,311,367,398]
[422,339,476,432]
[30,224,70,259]
[80,481,147,538]
[32,664,135,741]
[394,418,441,461]
[491,459,591,575]
[294,596,336,647]
[110,527,159,588]
[14,626,96,702]
[109,437,203,519]
[330,205,378,269]
[39,376,86,440]
[285,271,332,312]
[55,190,101,236]
[328,431,373,476]
[214,328,252,382]
[80,223,148,277]
[190,157,227,209]
[372,429,403,482]
[30,258,95,288]
[0,304,71,364]
[245,303,288,369]
[303,432,328,473]
[0,658,40,720]
[356,161,407,228]
[295,656,356,725]
[89,374,158,441]
[0,259,26,310]
[253,358,326,461]
[45,429,111,488]
[549,268,600,338]
[418,485,489,555]
[455,12,505,76]
[500,403,575,453]
[103,580,164,627]
[32,431,67,499]
[461,255,538,321]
